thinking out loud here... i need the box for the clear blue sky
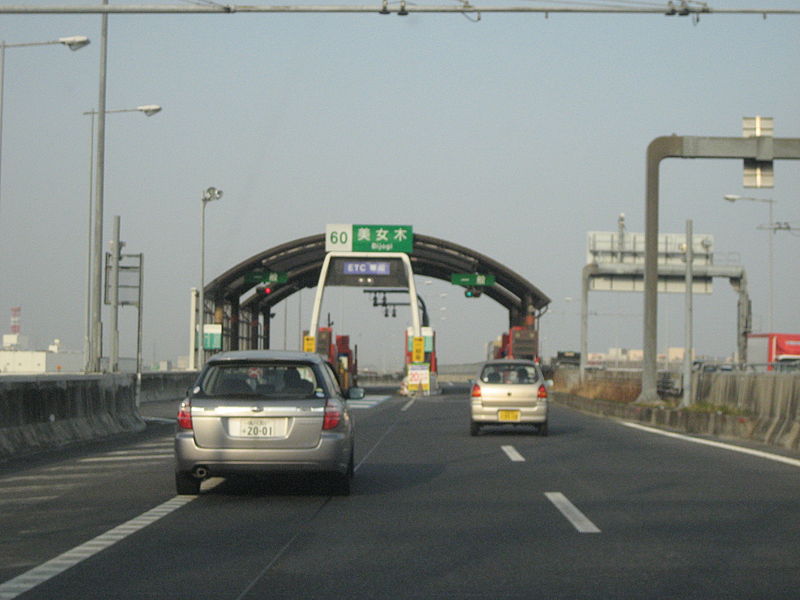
[0,1,798,370]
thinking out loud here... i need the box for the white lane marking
[0,496,59,507]
[501,445,525,462]
[355,421,398,472]
[133,441,174,448]
[620,422,800,468]
[99,446,172,456]
[0,473,103,483]
[348,395,391,410]
[545,492,601,533]
[78,454,173,463]
[0,484,76,494]
[0,495,197,600]
[401,398,415,412]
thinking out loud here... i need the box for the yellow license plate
[498,410,521,422]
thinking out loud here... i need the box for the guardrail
[0,371,197,462]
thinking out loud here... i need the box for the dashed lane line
[347,395,391,410]
[545,492,601,534]
[501,445,526,462]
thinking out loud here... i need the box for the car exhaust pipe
[192,466,209,479]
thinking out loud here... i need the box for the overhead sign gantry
[306,223,430,392]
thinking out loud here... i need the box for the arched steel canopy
[203,233,550,350]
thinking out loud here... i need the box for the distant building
[2,333,31,350]
[0,339,84,374]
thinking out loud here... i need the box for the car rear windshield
[480,364,539,385]
[199,362,322,398]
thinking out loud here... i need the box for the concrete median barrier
[0,371,198,462]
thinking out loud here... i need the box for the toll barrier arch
[200,233,551,353]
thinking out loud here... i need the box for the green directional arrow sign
[245,270,288,285]
[451,273,496,287]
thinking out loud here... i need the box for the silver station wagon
[174,350,363,495]
[470,359,549,436]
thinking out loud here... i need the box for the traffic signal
[258,285,273,295]
[464,287,482,298]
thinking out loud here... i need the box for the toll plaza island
[194,225,551,393]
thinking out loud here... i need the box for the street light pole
[723,194,777,333]
[89,3,109,372]
[681,220,694,408]
[0,35,90,219]
[199,187,223,367]
[83,105,162,372]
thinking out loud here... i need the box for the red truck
[746,333,800,370]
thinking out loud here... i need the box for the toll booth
[317,327,334,362]
[335,335,355,389]
[404,326,439,395]
[492,325,539,362]
[310,327,357,390]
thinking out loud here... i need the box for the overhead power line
[0,2,798,15]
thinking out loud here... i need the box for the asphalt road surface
[1,390,799,599]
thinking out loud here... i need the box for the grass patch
[558,379,641,404]
[684,403,752,417]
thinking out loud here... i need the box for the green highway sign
[451,273,496,287]
[245,270,288,285]
[203,324,222,350]
[326,224,413,253]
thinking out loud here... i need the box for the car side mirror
[348,386,366,400]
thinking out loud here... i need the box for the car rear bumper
[174,431,352,477]
[470,401,548,424]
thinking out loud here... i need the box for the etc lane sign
[326,224,413,253]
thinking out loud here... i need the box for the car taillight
[323,399,342,430]
[177,399,193,430]
[537,384,548,399]
[471,383,481,398]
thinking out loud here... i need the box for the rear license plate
[230,418,287,438]
[498,410,521,422]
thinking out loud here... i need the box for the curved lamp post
[0,35,90,215]
[724,194,776,332]
[199,187,223,366]
[82,105,162,371]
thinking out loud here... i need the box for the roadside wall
[0,371,198,462]
[137,371,198,404]
[554,369,800,451]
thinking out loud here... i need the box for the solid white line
[545,492,601,533]
[620,422,800,468]
[401,398,415,412]
[79,454,173,463]
[0,495,196,599]
[501,445,525,462]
